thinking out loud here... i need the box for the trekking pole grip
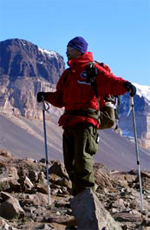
[42,96,46,111]
[130,95,134,107]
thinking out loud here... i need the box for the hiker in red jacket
[37,36,136,196]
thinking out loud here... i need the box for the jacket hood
[67,52,93,70]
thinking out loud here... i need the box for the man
[37,36,136,196]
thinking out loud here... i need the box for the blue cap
[67,36,88,54]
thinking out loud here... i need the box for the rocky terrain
[0,150,150,230]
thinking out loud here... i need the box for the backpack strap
[86,62,100,108]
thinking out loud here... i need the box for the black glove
[123,82,136,97]
[37,92,46,103]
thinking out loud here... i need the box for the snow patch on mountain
[38,47,58,59]
[133,83,150,104]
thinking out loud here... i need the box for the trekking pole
[130,96,144,210]
[42,96,51,206]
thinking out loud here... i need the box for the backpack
[63,62,120,130]
[86,61,120,130]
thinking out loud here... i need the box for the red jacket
[45,52,128,128]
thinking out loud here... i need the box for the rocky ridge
[0,150,150,230]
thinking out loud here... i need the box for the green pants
[63,123,99,196]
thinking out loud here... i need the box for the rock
[0,193,24,219]
[23,192,49,206]
[0,165,19,192]
[38,171,46,181]
[39,158,47,163]
[28,170,38,182]
[43,214,76,227]
[8,167,19,179]
[71,188,122,230]
[55,178,72,189]
[0,191,13,200]
[0,216,18,230]
[24,176,34,190]
[9,179,20,192]
[35,171,49,194]
[94,169,115,194]
[129,188,150,211]
[0,150,13,158]
[19,222,66,230]
[54,198,71,209]
[112,198,126,211]
[1,223,18,230]
[17,166,26,178]
[142,171,150,178]
[35,183,48,194]
[113,211,142,222]
[0,178,11,191]
[49,161,69,180]
[110,171,136,189]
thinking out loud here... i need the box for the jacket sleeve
[95,64,128,97]
[44,70,67,108]
[45,91,64,108]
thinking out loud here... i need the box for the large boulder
[0,192,24,219]
[71,188,122,230]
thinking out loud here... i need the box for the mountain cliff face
[0,38,64,83]
[0,38,65,119]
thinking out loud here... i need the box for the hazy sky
[0,0,150,85]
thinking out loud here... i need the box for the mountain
[119,84,150,148]
[0,38,65,119]
[0,38,65,83]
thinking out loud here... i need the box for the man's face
[66,46,82,60]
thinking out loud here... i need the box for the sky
[0,0,150,86]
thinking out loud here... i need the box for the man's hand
[123,82,136,97]
[37,92,46,103]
